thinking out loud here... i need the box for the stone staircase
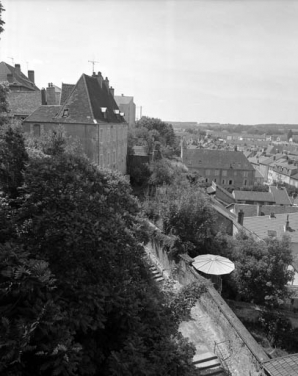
[192,352,226,376]
[148,264,164,283]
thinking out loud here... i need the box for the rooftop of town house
[23,105,62,123]
[262,353,298,376]
[269,186,292,205]
[255,170,265,179]
[232,190,275,203]
[243,212,298,243]
[0,61,39,91]
[228,203,298,218]
[8,90,41,116]
[182,149,254,170]
[60,83,75,105]
[114,94,134,105]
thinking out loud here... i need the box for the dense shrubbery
[0,126,198,376]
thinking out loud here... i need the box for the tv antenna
[88,60,99,74]
[8,57,14,65]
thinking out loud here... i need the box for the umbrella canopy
[192,254,235,276]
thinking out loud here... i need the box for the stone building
[114,94,136,127]
[23,72,128,175]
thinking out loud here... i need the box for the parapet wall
[146,238,269,375]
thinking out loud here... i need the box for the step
[151,270,160,275]
[200,367,225,376]
[195,359,221,370]
[154,276,164,282]
[193,352,217,365]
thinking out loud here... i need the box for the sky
[1,0,298,124]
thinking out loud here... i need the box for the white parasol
[192,254,235,275]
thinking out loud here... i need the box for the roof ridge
[82,74,95,121]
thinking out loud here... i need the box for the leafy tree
[0,1,4,35]
[0,82,10,126]
[224,232,294,307]
[0,151,197,375]
[287,129,293,141]
[0,125,28,199]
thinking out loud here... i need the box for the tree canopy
[0,126,198,376]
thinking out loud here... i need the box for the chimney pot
[96,71,103,88]
[238,209,244,225]
[104,77,109,90]
[109,86,114,97]
[28,70,35,84]
[15,64,21,74]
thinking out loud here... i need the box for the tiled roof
[8,91,41,116]
[233,190,275,203]
[255,170,265,179]
[60,83,75,105]
[269,186,292,205]
[23,105,62,123]
[231,204,298,217]
[57,74,123,124]
[263,353,298,376]
[243,212,298,243]
[183,149,254,170]
[0,61,39,91]
[114,95,133,105]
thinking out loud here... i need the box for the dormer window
[101,107,107,120]
[62,109,69,117]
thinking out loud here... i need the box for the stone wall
[146,238,269,375]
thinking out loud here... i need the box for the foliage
[0,150,198,375]
[164,281,208,323]
[0,82,10,126]
[224,232,294,307]
[0,125,29,199]
[287,129,293,141]
[0,1,4,35]
[129,162,151,186]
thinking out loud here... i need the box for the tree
[287,129,293,141]
[225,232,294,307]
[0,124,29,199]
[0,1,4,35]
[0,150,198,375]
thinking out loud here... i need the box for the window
[229,180,233,185]
[205,178,209,183]
[214,179,217,183]
[243,171,248,177]
[244,179,247,186]
[222,170,227,176]
[206,169,210,176]
[222,179,226,185]
[62,109,69,117]
[33,124,40,137]
[99,154,104,168]
[100,128,103,143]
[214,170,220,176]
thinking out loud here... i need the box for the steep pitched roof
[233,190,275,203]
[57,74,123,124]
[183,149,254,170]
[114,95,133,105]
[60,83,75,105]
[8,91,41,116]
[23,105,62,123]
[0,61,39,91]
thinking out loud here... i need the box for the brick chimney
[238,209,244,225]
[28,70,35,83]
[104,77,109,90]
[41,88,47,105]
[46,83,56,105]
[15,64,21,74]
[7,73,14,83]
[109,86,114,97]
[257,203,262,216]
[96,71,103,88]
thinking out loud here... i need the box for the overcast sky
[1,0,298,124]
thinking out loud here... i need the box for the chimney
[270,212,276,219]
[46,82,56,105]
[285,214,290,231]
[96,71,103,88]
[41,88,47,105]
[15,64,21,74]
[28,70,35,83]
[104,76,109,90]
[257,203,262,216]
[109,86,114,97]
[7,73,14,83]
[238,209,244,225]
